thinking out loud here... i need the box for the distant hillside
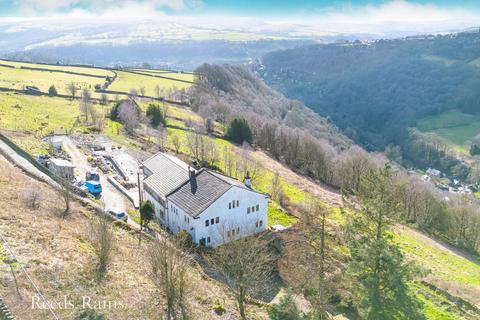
[259,32,480,177]
[190,64,351,149]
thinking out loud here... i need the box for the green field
[0,65,106,95]
[109,70,193,95]
[0,59,194,99]
[0,92,96,133]
[130,69,196,82]
[395,226,480,309]
[0,92,111,153]
[0,59,115,77]
[417,109,480,147]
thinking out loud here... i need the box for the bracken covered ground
[0,157,267,320]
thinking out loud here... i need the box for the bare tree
[59,179,72,218]
[66,82,77,100]
[280,198,341,318]
[100,93,109,105]
[154,85,161,99]
[336,146,377,192]
[270,171,287,207]
[90,108,105,132]
[148,237,190,319]
[222,146,236,177]
[205,235,273,319]
[139,86,146,97]
[118,101,140,133]
[80,88,92,122]
[23,187,42,210]
[89,215,114,281]
[172,134,181,154]
[156,125,167,152]
[212,103,230,123]
[129,88,138,99]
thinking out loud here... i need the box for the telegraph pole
[137,165,143,245]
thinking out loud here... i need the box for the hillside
[0,156,267,319]
[259,31,480,177]
[0,60,479,319]
[191,64,351,148]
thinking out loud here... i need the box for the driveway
[61,136,128,212]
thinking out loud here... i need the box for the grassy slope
[0,92,110,153]
[0,65,104,95]
[417,109,480,150]
[0,87,478,318]
[129,69,196,82]
[0,158,266,320]
[396,227,480,307]
[109,71,192,95]
[0,60,193,99]
[0,59,115,77]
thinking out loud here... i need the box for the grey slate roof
[166,169,266,217]
[143,153,190,200]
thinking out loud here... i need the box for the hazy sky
[0,0,479,24]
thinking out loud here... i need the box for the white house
[142,153,268,247]
[142,153,191,222]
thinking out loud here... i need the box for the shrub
[470,144,480,156]
[110,101,121,121]
[146,104,166,127]
[177,230,194,249]
[48,85,57,97]
[140,200,155,227]
[268,290,305,320]
[75,309,105,320]
[225,117,252,144]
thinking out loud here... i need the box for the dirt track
[252,150,342,207]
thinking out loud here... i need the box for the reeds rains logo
[31,295,125,310]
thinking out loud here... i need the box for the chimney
[188,166,195,179]
[244,171,252,188]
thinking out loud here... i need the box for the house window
[207,237,211,244]
[237,227,240,234]
[205,220,209,227]
[229,203,231,209]
[247,207,250,214]
[255,221,258,228]
[227,230,231,237]
[233,201,235,208]
[215,217,219,223]
[232,229,235,236]
[210,218,214,225]
[236,200,239,207]
[256,204,260,211]
[251,206,255,212]
[259,220,263,227]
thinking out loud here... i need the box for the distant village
[420,167,477,196]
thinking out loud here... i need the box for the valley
[259,32,480,179]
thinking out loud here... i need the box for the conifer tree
[344,164,424,319]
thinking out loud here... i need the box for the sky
[0,0,479,24]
